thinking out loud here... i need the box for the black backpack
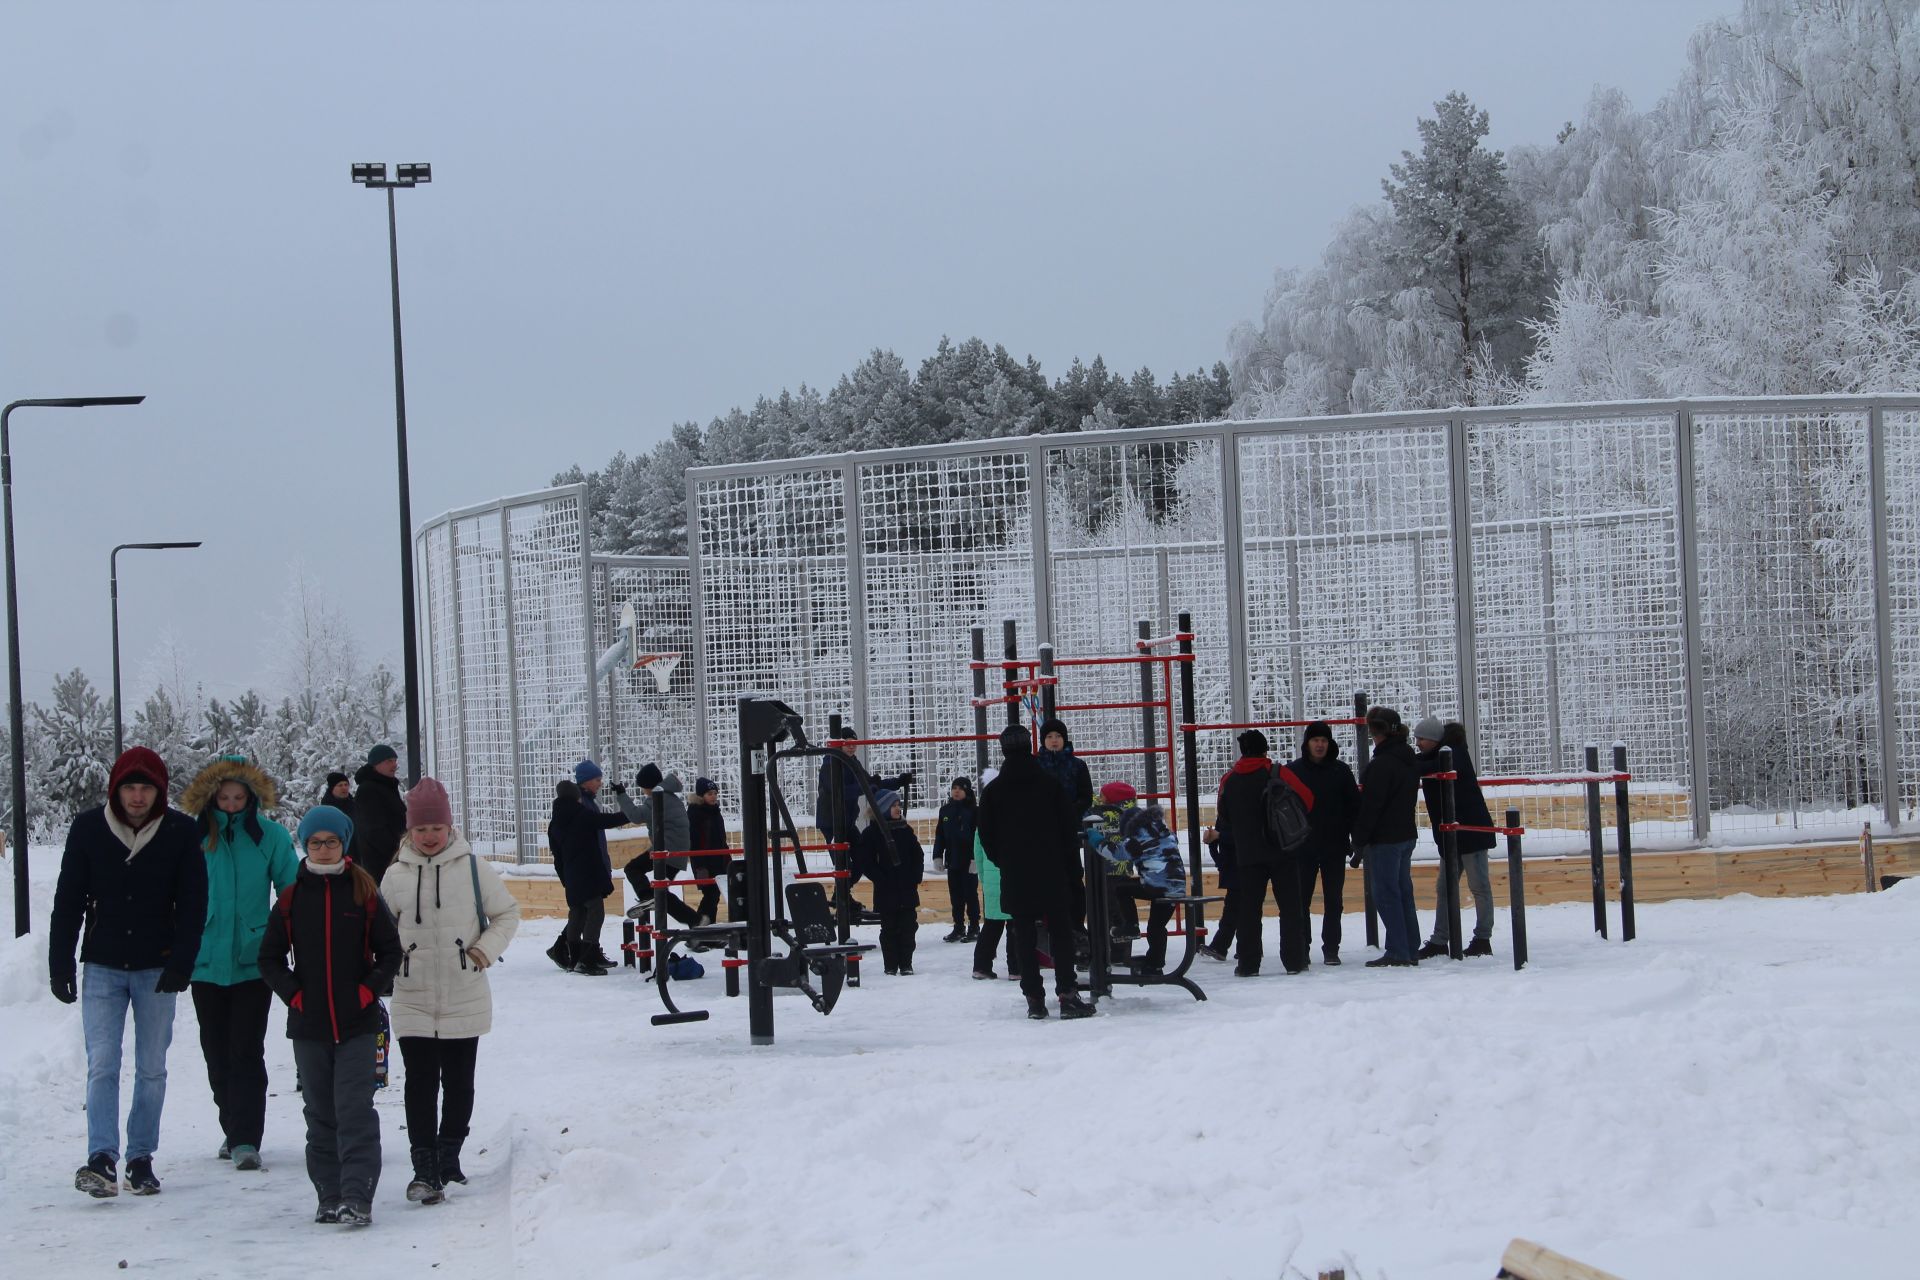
[1262,763,1314,853]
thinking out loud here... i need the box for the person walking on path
[931,777,981,942]
[1289,722,1362,966]
[547,760,627,975]
[351,745,407,883]
[1214,730,1315,976]
[259,805,403,1226]
[1414,717,1498,960]
[179,755,299,1172]
[50,746,209,1198]
[978,726,1093,1020]
[1353,707,1422,968]
[378,777,520,1205]
[969,769,1019,981]
[855,788,925,974]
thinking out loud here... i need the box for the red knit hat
[1100,780,1137,805]
[406,776,454,828]
[108,747,170,829]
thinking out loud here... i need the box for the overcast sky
[2,0,1734,706]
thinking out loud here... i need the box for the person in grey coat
[618,764,707,926]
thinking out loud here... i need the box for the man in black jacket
[351,744,407,883]
[1291,722,1362,965]
[978,726,1093,1020]
[549,760,628,975]
[1215,730,1315,976]
[49,746,209,1198]
[1353,707,1422,967]
[931,777,980,942]
[812,727,911,917]
[1414,717,1498,959]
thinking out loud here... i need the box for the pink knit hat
[406,776,454,828]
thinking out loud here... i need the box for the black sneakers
[942,927,966,943]
[335,1200,372,1227]
[1416,941,1448,960]
[124,1156,161,1195]
[314,1203,341,1224]
[1025,993,1049,1020]
[1058,992,1095,1019]
[1463,937,1494,958]
[75,1154,117,1198]
[572,958,609,977]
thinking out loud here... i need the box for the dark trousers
[624,862,704,926]
[1011,912,1080,999]
[878,907,918,970]
[1110,884,1176,968]
[1208,848,1240,954]
[398,1036,478,1151]
[972,918,1015,974]
[1236,860,1310,973]
[1301,849,1348,953]
[190,979,273,1150]
[946,870,980,927]
[291,1033,382,1208]
[564,895,606,962]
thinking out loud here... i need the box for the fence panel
[1886,409,1920,826]
[451,510,516,854]
[592,556,699,789]
[506,493,592,859]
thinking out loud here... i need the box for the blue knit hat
[574,759,603,785]
[296,804,354,852]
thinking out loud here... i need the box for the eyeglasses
[306,836,344,851]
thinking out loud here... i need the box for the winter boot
[545,936,575,972]
[942,926,966,943]
[971,968,998,980]
[1057,991,1095,1020]
[1323,948,1342,966]
[231,1145,262,1171]
[124,1156,161,1195]
[963,923,980,942]
[1416,940,1448,960]
[74,1154,118,1198]
[1463,937,1494,958]
[335,1200,373,1227]
[1198,944,1229,963]
[314,1202,342,1224]
[406,1147,445,1205]
[1025,993,1049,1020]
[438,1139,468,1186]
[572,956,609,976]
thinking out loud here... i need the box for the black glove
[898,771,915,787]
[154,969,192,994]
[50,962,77,1005]
[610,782,627,795]
[1348,849,1365,869]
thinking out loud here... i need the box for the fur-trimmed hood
[180,757,280,816]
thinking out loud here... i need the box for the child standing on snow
[379,778,520,1206]
[931,777,980,942]
[258,806,403,1226]
[855,788,924,975]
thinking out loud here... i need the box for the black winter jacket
[258,864,403,1043]
[320,790,360,865]
[858,820,925,911]
[687,803,729,879]
[1417,740,1497,853]
[50,806,208,978]
[977,755,1078,917]
[1290,747,1361,861]
[931,799,977,874]
[549,793,626,906]
[1036,747,1093,828]
[351,764,407,882]
[1214,757,1312,865]
[1353,738,1421,848]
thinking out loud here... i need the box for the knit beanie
[999,724,1032,756]
[1038,717,1069,744]
[296,804,355,852]
[1413,714,1445,745]
[1100,780,1137,805]
[695,776,718,797]
[406,776,454,828]
[574,759,603,785]
[367,743,398,767]
[950,776,973,797]
[1237,729,1269,757]
[1300,721,1335,752]
[325,770,349,789]
[635,762,664,791]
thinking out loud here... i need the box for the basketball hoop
[634,651,683,694]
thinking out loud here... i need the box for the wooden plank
[1498,1238,1622,1280]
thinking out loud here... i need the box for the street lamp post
[350,161,431,788]
[111,541,203,757]
[5,395,146,938]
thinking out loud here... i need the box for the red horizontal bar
[1055,699,1171,714]
[1074,745,1171,758]
[1053,654,1190,668]
[793,870,849,880]
[1477,773,1631,787]
[1181,717,1366,732]
[649,878,718,887]
[1429,771,1459,781]
[721,958,749,969]
[839,733,999,747]
[1439,822,1527,836]
[970,695,1019,708]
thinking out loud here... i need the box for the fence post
[499,505,529,863]
[686,466,711,778]
[1219,429,1252,724]
[1354,690,1377,949]
[1002,618,1022,729]
[1868,403,1902,830]
[1038,642,1057,725]
[1584,742,1608,938]
[444,519,473,838]
[971,625,990,777]
[841,464,870,745]
[1613,741,1635,942]
[1673,404,1712,842]
[579,487,600,763]
[1505,806,1527,971]
[1138,619,1159,798]
[1438,745,1463,961]
[1179,612,1203,943]
[1445,414,1482,753]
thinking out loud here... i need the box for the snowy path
[3,856,1916,1279]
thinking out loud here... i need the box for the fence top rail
[1477,772,1631,787]
[415,482,589,534]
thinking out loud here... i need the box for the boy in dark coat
[978,726,1093,1020]
[1414,717,1498,959]
[812,727,912,914]
[1214,730,1315,976]
[544,780,580,971]
[549,761,628,975]
[1353,708,1422,967]
[684,777,730,943]
[1035,718,1093,961]
[50,746,209,1198]
[856,789,925,974]
[259,806,403,1225]
[351,744,407,883]
[931,777,980,942]
[1290,721,1362,965]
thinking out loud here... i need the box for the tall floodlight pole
[111,541,203,757]
[350,161,430,786]
[6,395,146,937]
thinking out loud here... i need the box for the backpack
[1262,763,1314,853]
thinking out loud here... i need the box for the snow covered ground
[2,849,1915,1280]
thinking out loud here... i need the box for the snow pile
[2,847,1915,1279]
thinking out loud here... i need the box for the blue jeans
[1364,840,1420,962]
[83,965,179,1162]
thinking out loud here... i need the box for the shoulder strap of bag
[468,851,490,934]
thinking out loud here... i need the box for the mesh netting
[451,511,515,853]
[1885,410,1920,825]
[507,496,592,858]
[592,556,698,789]
[418,521,462,829]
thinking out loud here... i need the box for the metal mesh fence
[591,556,699,789]
[1883,409,1920,825]
[450,510,515,853]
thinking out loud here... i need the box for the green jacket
[194,808,299,986]
[976,832,1008,922]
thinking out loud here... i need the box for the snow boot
[1025,993,1049,1020]
[124,1156,161,1195]
[1463,937,1494,958]
[406,1147,445,1205]
[572,957,609,976]
[231,1145,262,1171]
[1057,991,1095,1020]
[1416,940,1448,960]
[963,924,980,942]
[314,1202,341,1224]
[75,1154,118,1198]
[942,926,966,943]
[438,1139,467,1186]
[971,968,998,980]
[335,1200,373,1227]
[545,936,575,972]
[1323,948,1342,966]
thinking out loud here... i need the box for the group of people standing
[48,742,518,1226]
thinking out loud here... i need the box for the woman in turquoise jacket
[180,756,299,1171]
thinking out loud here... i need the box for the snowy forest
[564,0,1920,557]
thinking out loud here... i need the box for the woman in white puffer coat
[377,777,519,1206]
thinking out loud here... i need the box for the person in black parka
[1290,721,1362,965]
[977,725,1093,1020]
[813,727,912,913]
[931,777,980,942]
[352,745,407,884]
[320,771,358,865]
[855,788,925,974]
[1353,707,1422,967]
[1214,729,1316,976]
[547,760,628,975]
[1414,717,1497,959]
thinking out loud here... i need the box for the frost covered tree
[33,669,114,822]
